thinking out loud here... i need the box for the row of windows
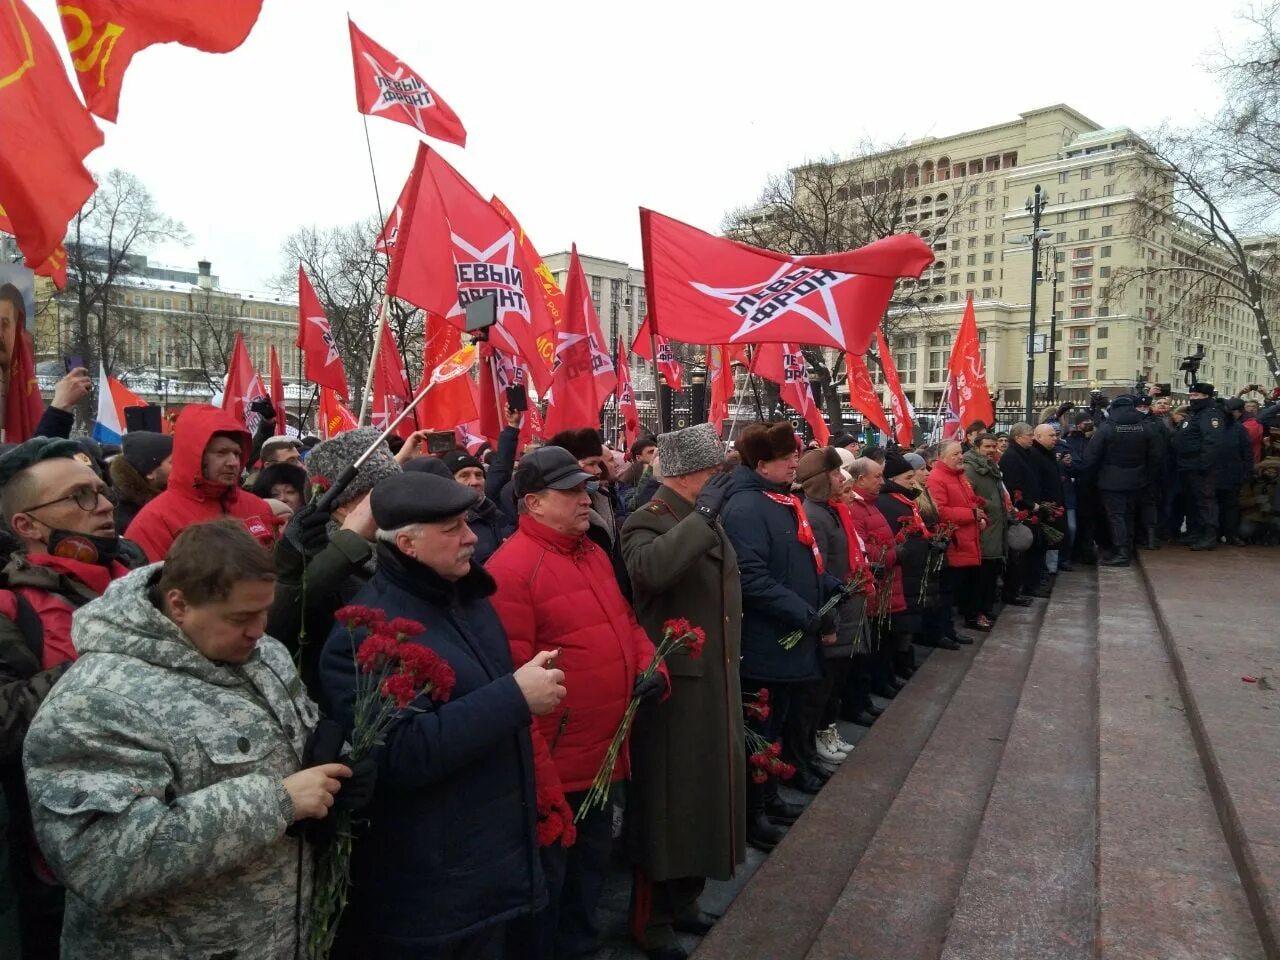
[119,292,295,323]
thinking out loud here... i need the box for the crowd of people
[0,372,1277,960]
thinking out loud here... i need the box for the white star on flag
[691,262,854,347]
[306,314,342,369]
[361,52,434,134]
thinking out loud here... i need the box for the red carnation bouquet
[308,606,454,959]
[742,689,793,784]
[575,618,704,822]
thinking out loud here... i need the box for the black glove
[294,502,333,554]
[632,672,667,702]
[249,396,278,422]
[334,754,377,812]
[692,471,732,525]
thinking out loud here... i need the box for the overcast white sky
[31,0,1252,295]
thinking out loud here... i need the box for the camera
[1178,343,1206,387]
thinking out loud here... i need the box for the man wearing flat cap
[488,446,664,960]
[621,424,744,960]
[320,470,566,959]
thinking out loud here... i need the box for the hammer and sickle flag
[0,0,103,273]
[59,0,264,122]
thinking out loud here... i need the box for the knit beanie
[121,431,173,477]
[442,449,484,475]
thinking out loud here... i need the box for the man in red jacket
[125,404,276,562]
[488,445,663,960]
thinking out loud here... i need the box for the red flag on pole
[490,195,560,381]
[296,266,349,399]
[3,285,43,443]
[542,246,612,436]
[371,318,416,439]
[59,0,263,122]
[269,345,285,421]
[707,344,732,433]
[615,335,640,449]
[386,145,549,387]
[753,343,829,445]
[480,345,542,448]
[640,209,932,354]
[0,207,67,288]
[0,1,104,272]
[947,295,994,431]
[631,315,684,390]
[348,18,465,146]
[874,329,914,448]
[222,332,266,425]
[374,175,410,255]
[845,352,891,436]
[319,387,358,439]
[415,312,477,431]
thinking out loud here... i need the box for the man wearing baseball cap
[487,447,665,960]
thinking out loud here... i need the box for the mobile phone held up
[505,384,528,413]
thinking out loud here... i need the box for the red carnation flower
[751,768,769,784]
[380,671,421,709]
[767,741,782,757]
[399,644,455,702]
[386,617,426,640]
[684,627,707,660]
[355,631,401,673]
[663,617,694,639]
[748,751,771,769]
[335,605,387,631]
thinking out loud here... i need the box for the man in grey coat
[23,521,358,960]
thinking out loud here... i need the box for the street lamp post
[1039,243,1060,404]
[1024,185,1048,421]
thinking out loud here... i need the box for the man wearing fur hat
[621,424,744,960]
[108,432,172,535]
[719,422,842,835]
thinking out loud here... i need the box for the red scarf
[829,499,866,564]
[890,492,928,537]
[762,491,824,574]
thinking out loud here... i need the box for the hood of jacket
[168,404,251,505]
[71,563,266,687]
[881,478,919,500]
[108,455,158,507]
[1107,404,1143,427]
[963,448,1001,479]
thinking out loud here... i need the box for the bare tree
[722,141,971,426]
[175,288,243,391]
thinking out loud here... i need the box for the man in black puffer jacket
[1170,382,1226,550]
[1216,399,1255,545]
[1086,395,1157,566]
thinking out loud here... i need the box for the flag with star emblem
[844,351,891,436]
[615,335,640,448]
[543,246,613,436]
[490,194,560,382]
[386,144,549,388]
[631,315,684,390]
[58,0,263,122]
[874,328,914,448]
[348,18,465,147]
[371,315,417,439]
[221,332,267,426]
[640,209,933,354]
[296,266,349,399]
[374,175,410,254]
[478,342,543,449]
[947,295,994,432]
[752,342,829,445]
[1,0,104,273]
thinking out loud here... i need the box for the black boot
[1143,528,1161,550]
[1190,536,1218,552]
[1101,548,1130,567]
[764,796,804,824]
[748,780,787,851]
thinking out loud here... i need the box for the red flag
[640,209,932,354]
[318,387,358,440]
[371,318,415,439]
[3,288,43,443]
[385,145,548,387]
[221,332,266,425]
[1,1,103,272]
[348,18,465,147]
[631,315,684,390]
[0,207,67,287]
[753,343,829,446]
[874,330,913,448]
[480,344,542,448]
[543,246,612,436]
[59,0,262,122]
[948,295,994,433]
[269,345,285,421]
[708,344,731,432]
[374,175,410,255]
[490,195,559,382]
[296,266,349,399]
[416,312,478,431]
[615,335,640,449]
[844,352,891,436]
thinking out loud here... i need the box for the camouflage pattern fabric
[22,564,318,959]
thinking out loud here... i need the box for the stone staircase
[692,560,1276,960]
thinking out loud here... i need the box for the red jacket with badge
[124,404,275,561]
[487,515,663,799]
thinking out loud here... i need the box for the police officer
[1134,395,1170,548]
[1170,382,1226,551]
[1086,395,1158,566]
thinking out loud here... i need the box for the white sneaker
[830,726,855,754]
[816,726,850,763]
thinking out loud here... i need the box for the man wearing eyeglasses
[0,438,146,959]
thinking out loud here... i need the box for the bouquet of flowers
[308,606,454,960]
[575,618,705,822]
[746,732,795,784]
[778,563,873,651]
[864,535,895,628]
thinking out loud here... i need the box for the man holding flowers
[320,471,566,960]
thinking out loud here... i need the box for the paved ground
[578,544,1280,960]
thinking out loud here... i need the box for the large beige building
[785,104,1274,412]
[541,251,647,354]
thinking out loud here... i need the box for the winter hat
[1224,397,1246,413]
[442,449,484,475]
[548,428,604,461]
[250,462,308,501]
[121,431,173,478]
[795,447,840,484]
[371,472,479,529]
[306,427,401,508]
[261,435,302,461]
[1109,395,1136,409]
[904,452,926,471]
[0,437,81,487]
[883,450,914,480]
[834,447,858,471]
[403,456,455,479]
[1189,382,1216,396]
[830,431,859,449]
[657,423,723,477]
[737,421,799,469]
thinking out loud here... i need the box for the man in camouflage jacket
[22,521,353,959]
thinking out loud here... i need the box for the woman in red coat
[925,441,984,642]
